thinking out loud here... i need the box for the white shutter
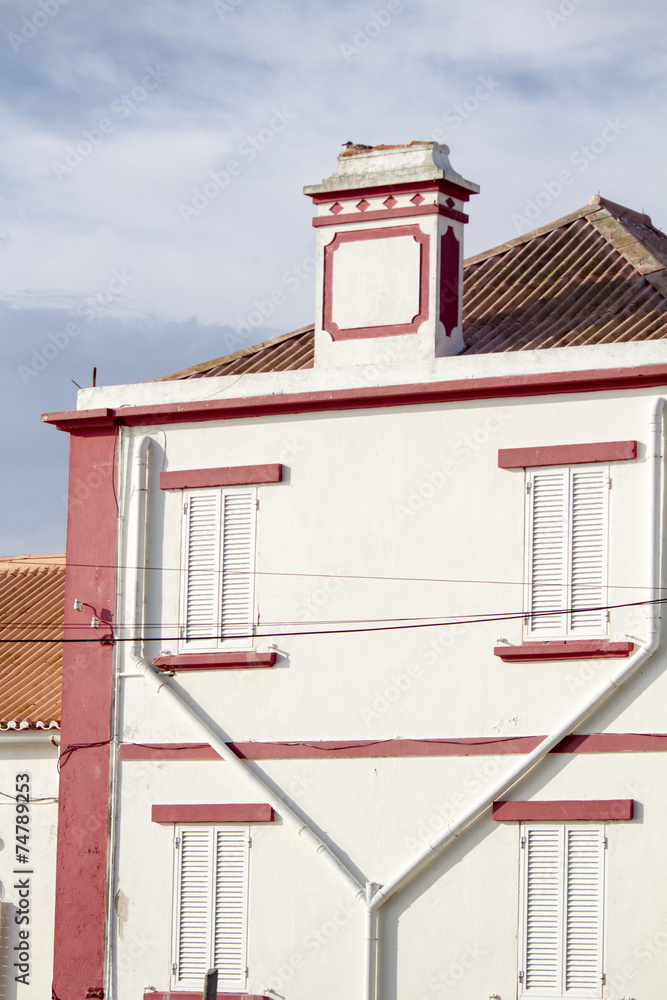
[174,827,213,984]
[213,828,249,990]
[527,469,568,636]
[181,491,221,646]
[520,824,604,998]
[564,827,604,993]
[220,491,256,641]
[523,826,561,994]
[526,467,608,639]
[173,826,249,990]
[569,470,608,635]
[180,488,256,650]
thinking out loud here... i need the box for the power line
[9,559,663,591]
[0,596,660,643]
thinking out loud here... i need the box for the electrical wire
[0,595,661,643]
[4,560,663,590]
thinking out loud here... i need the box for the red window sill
[144,994,266,999]
[494,641,634,662]
[153,652,277,670]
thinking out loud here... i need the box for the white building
[44,142,667,1000]
[0,555,61,1000]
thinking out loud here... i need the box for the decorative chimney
[304,142,479,368]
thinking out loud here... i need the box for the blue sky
[1,0,666,553]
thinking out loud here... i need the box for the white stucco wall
[101,355,667,999]
[0,738,58,1000]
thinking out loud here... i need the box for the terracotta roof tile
[155,195,667,379]
[0,555,64,729]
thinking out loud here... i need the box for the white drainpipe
[363,396,665,1000]
[119,434,365,913]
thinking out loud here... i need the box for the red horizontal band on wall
[152,803,274,823]
[160,463,282,490]
[498,440,637,468]
[153,652,277,671]
[495,641,634,661]
[493,799,634,821]
[41,363,667,432]
[118,733,667,761]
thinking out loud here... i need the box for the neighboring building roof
[0,555,64,730]
[155,195,667,380]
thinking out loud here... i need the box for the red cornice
[151,803,274,823]
[153,652,277,670]
[42,363,667,432]
[495,641,634,661]
[308,177,475,203]
[160,464,283,490]
[493,799,634,821]
[313,203,468,227]
[117,733,667,761]
[498,440,637,468]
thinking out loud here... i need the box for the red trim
[53,429,118,998]
[308,177,475,203]
[42,364,667,432]
[313,203,468,227]
[153,652,277,670]
[118,733,667,760]
[495,641,634,661]
[144,994,267,999]
[555,733,667,752]
[322,226,430,340]
[152,803,274,823]
[439,227,460,336]
[120,743,223,760]
[493,799,634,821]
[498,440,637,468]
[160,464,283,490]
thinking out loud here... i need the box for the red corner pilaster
[52,427,118,999]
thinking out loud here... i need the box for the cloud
[0,0,665,551]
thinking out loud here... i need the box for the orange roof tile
[0,555,64,729]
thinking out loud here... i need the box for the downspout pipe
[122,435,366,904]
[369,397,665,919]
[105,428,144,1000]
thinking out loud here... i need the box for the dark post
[203,968,218,1000]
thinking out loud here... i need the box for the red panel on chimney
[439,227,460,336]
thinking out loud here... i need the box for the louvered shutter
[173,826,249,990]
[569,470,608,635]
[564,827,604,993]
[181,491,222,647]
[180,488,256,650]
[174,827,213,984]
[213,828,250,990]
[526,467,608,639]
[527,469,568,636]
[523,826,561,994]
[521,824,604,998]
[220,491,256,642]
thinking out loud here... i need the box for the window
[525,466,609,639]
[172,825,250,991]
[179,487,257,652]
[519,824,605,998]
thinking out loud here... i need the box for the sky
[1,0,666,555]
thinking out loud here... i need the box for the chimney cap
[304,141,479,197]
